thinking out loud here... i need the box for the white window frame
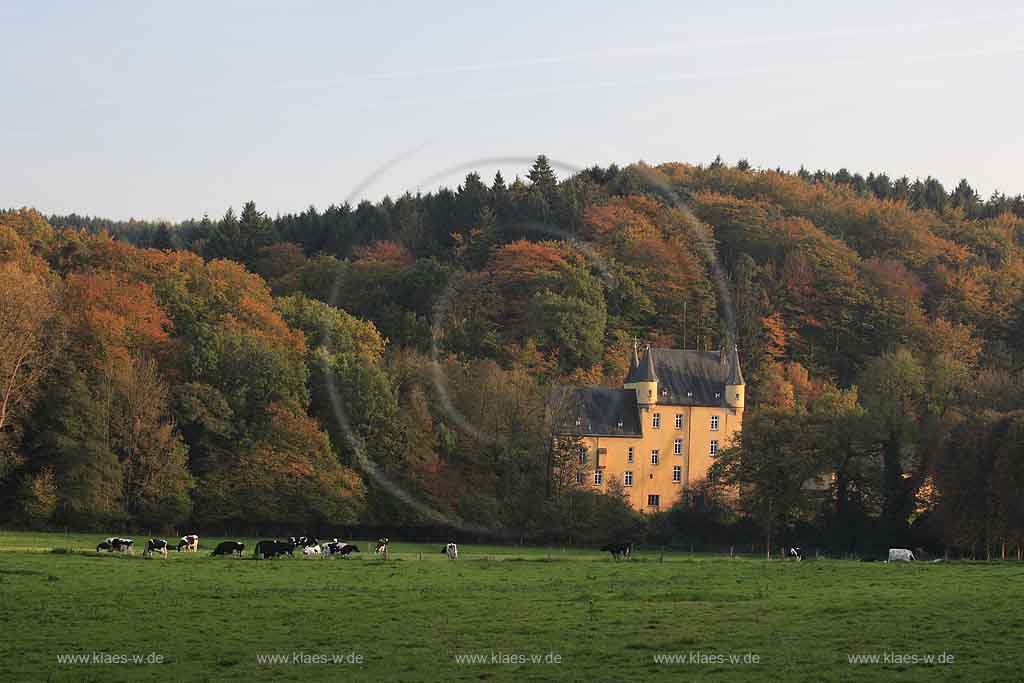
[651,449,660,465]
[710,439,719,456]
[674,438,682,455]
[675,414,683,429]
[579,449,587,465]
[673,465,682,483]
[652,413,661,429]
[710,415,719,431]
[648,494,660,508]
[576,471,584,485]
[594,470,603,486]
[624,471,633,487]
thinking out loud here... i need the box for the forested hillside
[5,157,1024,554]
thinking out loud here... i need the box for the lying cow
[600,542,632,560]
[442,542,458,560]
[211,541,245,557]
[302,544,321,556]
[144,538,169,557]
[255,540,295,559]
[177,535,199,552]
[888,548,916,562]
[323,541,359,558]
[98,537,134,554]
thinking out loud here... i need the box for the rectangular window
[673,465,682,483]
[579,448,587,465]
[710,439,719,456]
[652,413,661,429]
[594,470,603,486]
[648,494,660,508]
[675,414,683,429]
[627,447,634,463]
[576,472,584,485]
[624,471,633,487]
[711,415,719,431]
[651,449,660,465]
[674,438,682,455]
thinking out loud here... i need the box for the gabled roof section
[629,347,745,407]
[550,386,642,437]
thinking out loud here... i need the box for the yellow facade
[559,345,745,512]
[581,402,742,511]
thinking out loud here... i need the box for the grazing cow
[789,547,803,561]
[600,542,632,560]
[302,544,321,556]
[144,538,169,557]
[442,543,458,560]
[255,540,295,559]
[887,548,916,562]
[177,535,199,552]
[211,541,245,557]
[96,540,113,552]
[375,538,389,557]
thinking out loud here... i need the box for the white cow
[888,548,915,562]
[302,544,321,556]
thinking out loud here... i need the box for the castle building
[553,343,745,512]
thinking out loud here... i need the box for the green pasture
[0,531,1019,681]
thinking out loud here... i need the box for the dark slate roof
[551,387,642,437]
[640,348,743,407]
[725,345,744,386]
[625,346,658,383]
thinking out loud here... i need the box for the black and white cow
[600,542,632,560]
[96,537,133,553]
[789,547,803,561]
[211,541,245,557]
[177,534,199,552]
[144,538,169,557]
[442,542,458,560]
[375,538,389,557]
[323,540,359,558]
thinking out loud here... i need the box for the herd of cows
[93,537,925,563]
[95,535,463,560]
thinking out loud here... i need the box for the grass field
[0,531,1020,681]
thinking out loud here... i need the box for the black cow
[144,538,169,557]
[600,542,633,560]
[255,540,295,559]
[212,541,245,557]
[96,540,113,552]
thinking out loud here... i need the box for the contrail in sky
[354,43,1024,109]
[273,11,1023,90]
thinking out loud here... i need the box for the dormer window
[575,417,582,427]
[616,419,624,429]
[714,392,721,399]
[686,391,693,398]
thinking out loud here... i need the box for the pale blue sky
[2,1,1022,221]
